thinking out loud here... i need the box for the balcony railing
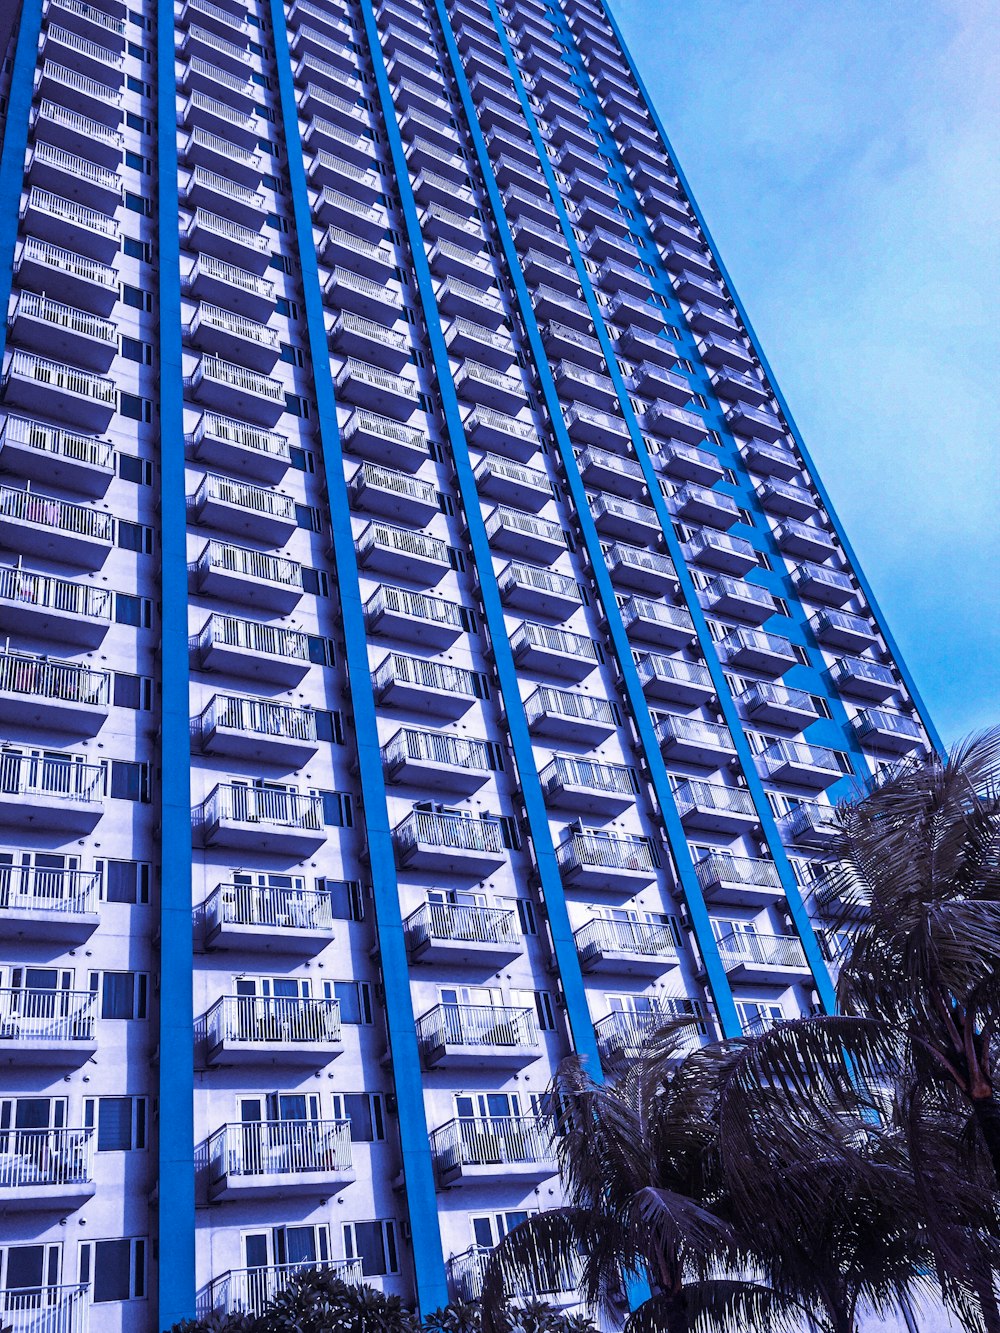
[759,738,843,777]
[209,1263,362,1317]
[11,293,116,350]
[29,141,122,197]
[206,994,342,1047]
[0,651,110,706]
[0,1286,91,1333]
[17,232,117,285]
[192,472,295,521]
[0,1127,94,1189]
[373,651,481,699]
[417,1003,537,1054]
[594,1002,705,1061]
[208,1119,352,1183]
[450,1246,574,1303]
[523,686,617,730]
[0,865,100,917]
[199,694,317,743]
[0,751,103,802]
[510,621,601,662]
[364,583,465,632]
[0,414,114,473]
[405,900,520,951]
[394,808,505,856]
[205,881,335,936]
[556,828,658,875]
[673,780,756,819]
[695,855,782,893]
[575,916,677,961]
[196,540,302,590]
[200,783,323,832]
[0,987,97,1043]
[193,412,288,463]
[5,351,115,409]
[196,614,311,664]
[541,754,638,797]
[716,931,809,972]
[383,727,493,773]
[0,566,111,622]
[431,1116,554,1173]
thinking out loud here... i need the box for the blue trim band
[0,0,42,366]
[358,0,603,1075]
[601,0,942,756]
[449,0,836,1020]
[155,0,197,1319]
[267,1,448,1310]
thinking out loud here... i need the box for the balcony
[0,565,111,648]
[0,1126,95,1209]
[474,454,549,511]
[197,783,326,854]
[432,1115,554,1186]
[394,808,507,875]
[414,168,476,214]
[725,400,786,442]
[604,542,678,596]
[454,361,525,413]
[197,694,319,766]
[207,1119,353,1199]
[485,506,564,562]
[182,128,261,187]
[594,1002,705,1065]
[683,529,757,577]
[179,0,250,40]
[757,477,818,522]
[41,24,124,84]
[0,987,97,1064]
[703,575,777,625]
[0,484,114,568]
[0,651,109,735]
[188,303,280,374]
[629,360,692,405]
[633,655,712,710]
[711,365,771,408]
[299,84,369,135]
[656,714,736,768]
[741,437,800,480]
[523,685,618,745]
[405,899,521,966]
[3,352,115,432]
[0,864,100,943]
[14,239,117,325]
[685,298,740,339]
[180,55,256,110]
[591,497,662,550]
[372,653,483,719]
[852,708,924,754]
[190,356,285,427]
[204,881,335,951]
[181,92,256,148]
[717,931,812,986]
[620,598,696,651]
[8,292,116,374]
[438,277,506,327]
[739,681,818,730]
[383,727,493,795]
[809,608,877,654]
[604,290,664,333]
[563,406,634,463]
[330,312,409,373]
[190,413,288,483]
[757,739,844,790]
[695,854,783,907]
[510,217,568,262]
[554,360,618,412]
[350,463,438,525]
[180,23,252,75]
[0,414,114,497]
[208,1263,362,1318]
[670,482,740,530]
[423,201,484,252]
[698,331,754,372]
[789,561,855,608]
[543,321,604,371]
[717,626,798,676]
[428,240,494,292]
[446,318,514,370]
[321,230,395,288]
[356,522,450,585]
[465,405,539,461]
[616,324,678,369]
[575,917,678,976]
[363,584,464,649]
[313,165,382,217]
[449,1245,574,1304]
[777,801,840,850]
[192,541,303,613]
[417,1003,538,1069]
[185,209,271,274]
[577,445,646,499]
[336,359,417,421]
[540,754,638,816]
[673,780,758,833]
[19,186,120,267]
[294,50,361,95]
[642,402,709,449]
[205,994,342,1065]
[342,408,429,471]
[190,473,296,545]
[511,621,601,681]
[497,563,581,620]
[829,655,897,702]
[36,59,122,126]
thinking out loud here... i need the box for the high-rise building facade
[0,0,939,1326]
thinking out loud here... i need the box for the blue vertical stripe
[0,0,43,366]
[266,0,448,1310]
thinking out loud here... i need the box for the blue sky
[610,0,999,745]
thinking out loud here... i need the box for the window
[337,1093,386,1142]
[517,989,557,1032]
[121,284,151,311]
[124,191,149,216]
[120,394,152,423]
[120,336,151,365]
[289,446,314,472]
[315,789,353,826]
[301,567,329,597]
[79,1238,145,1302]
[123,236,151,263]
[306,635,336,667]
[108,760,151,803]
[90,971,148,1020]
[117,520,153,553]
[113,593,152,628]
[515,898,537,936]
[126,40,148,61]
[126,75,149,97]
[99,859,151,905]
[279,342,304,367]
[85,1097,147,1151]
[125,112,150,135]
[275,296,298,318]
[810,694,833,720]
[113,673,152,710]
[331,981,373,1025]
[117,453,152,485]
[295,504,321,532]
[284,392,311,418]
[319,878,365,923]
[343,1220,399,1277]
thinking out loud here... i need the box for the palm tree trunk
[971,1094,1000,1187]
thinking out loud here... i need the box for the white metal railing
[458,362,522,397]
[209,1119,352,1183]
[201,783,323,830]
[775,517,835,549]
[718,626,795,662]
[475,452,548,490]
[778,802,839,842]
[576,916,676,959]
[0,1127,94,1189]
[717,931,808,972]
[325,228,392,267]
[51,0,126,34]
[394,808,505,856]
[364,583,464,630]
[656,714,734,751]
[523,686,616,728]
[197,614,310,662]
[740,680,814,715]
[594,1003,703,1060]
[486,506,562,544]
[592,494,658,527]
[606,542,676,578]
[0,1285,90,1333]
[187,165,264,211]
[206,881,335,935]
[357,522,449,564]
[373,652,480,697]
[761,738,842,773]
[327,267,396,303]
[706,575,776,609]
[0,865,100,916]
[0,751,103,802]
[465,404,537,442]
[188,208,270,255]
[418,1003,537,1052]
[184,127,259,170]
[37,58,121,107]
[810,607,873,637]
[1,414,114,471]
[201,694,317,743]
[44,24,123,68]
[355,461,436,504]
[634,653,708,692]
[197,540,302,588]
[184,90,254,133]
[195,473,294,519]
[696,854,782,891]
[210,1263,362,1316]
[439,277,503,314]
[406,900,519,950]
[193,412,287,459]
[183,21,250,64]
[207,994,341,1047]
[0,651,109,706]
[556,827,657,874]
[0,485,114,541]
[195,356,284,403]
[855,709,923,741]
[17,232,117,283]
[11,293,115,348]
[622,600,695,642]
[6,352,115,406]
[450,1246,574,1303]
[0,565,111,621]
[432,1115,554,1172]
[0,987,97,1042]
[34,99,123,151]
[185,54,253,95]
[182,0,249,34]
[332,311,407,354]
[791,561,854,594]
[383,727,492,772]
[685,529,754,560]
[317,187,383,226]
[830,655,896,690]
[29,141,121,195]
[673,780,755,818]
[194,304,280,349]
[337,359,411,398]
[577,443,644,481]
[542,754,637,797]
[511,621,599,660]
[499,562,578,600]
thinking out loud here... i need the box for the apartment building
[0,0,938,1328]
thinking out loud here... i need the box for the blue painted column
[266,0,448,1310]
[430,0,748,1035]
[0,0,43,363]
[599,0,942,755]
[356,0,604,1074]
[155,0,197,1320]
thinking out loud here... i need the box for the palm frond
[624,1281,804,1333]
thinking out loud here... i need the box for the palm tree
[478,1030,795,1333]
[258,1270,419,1333]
